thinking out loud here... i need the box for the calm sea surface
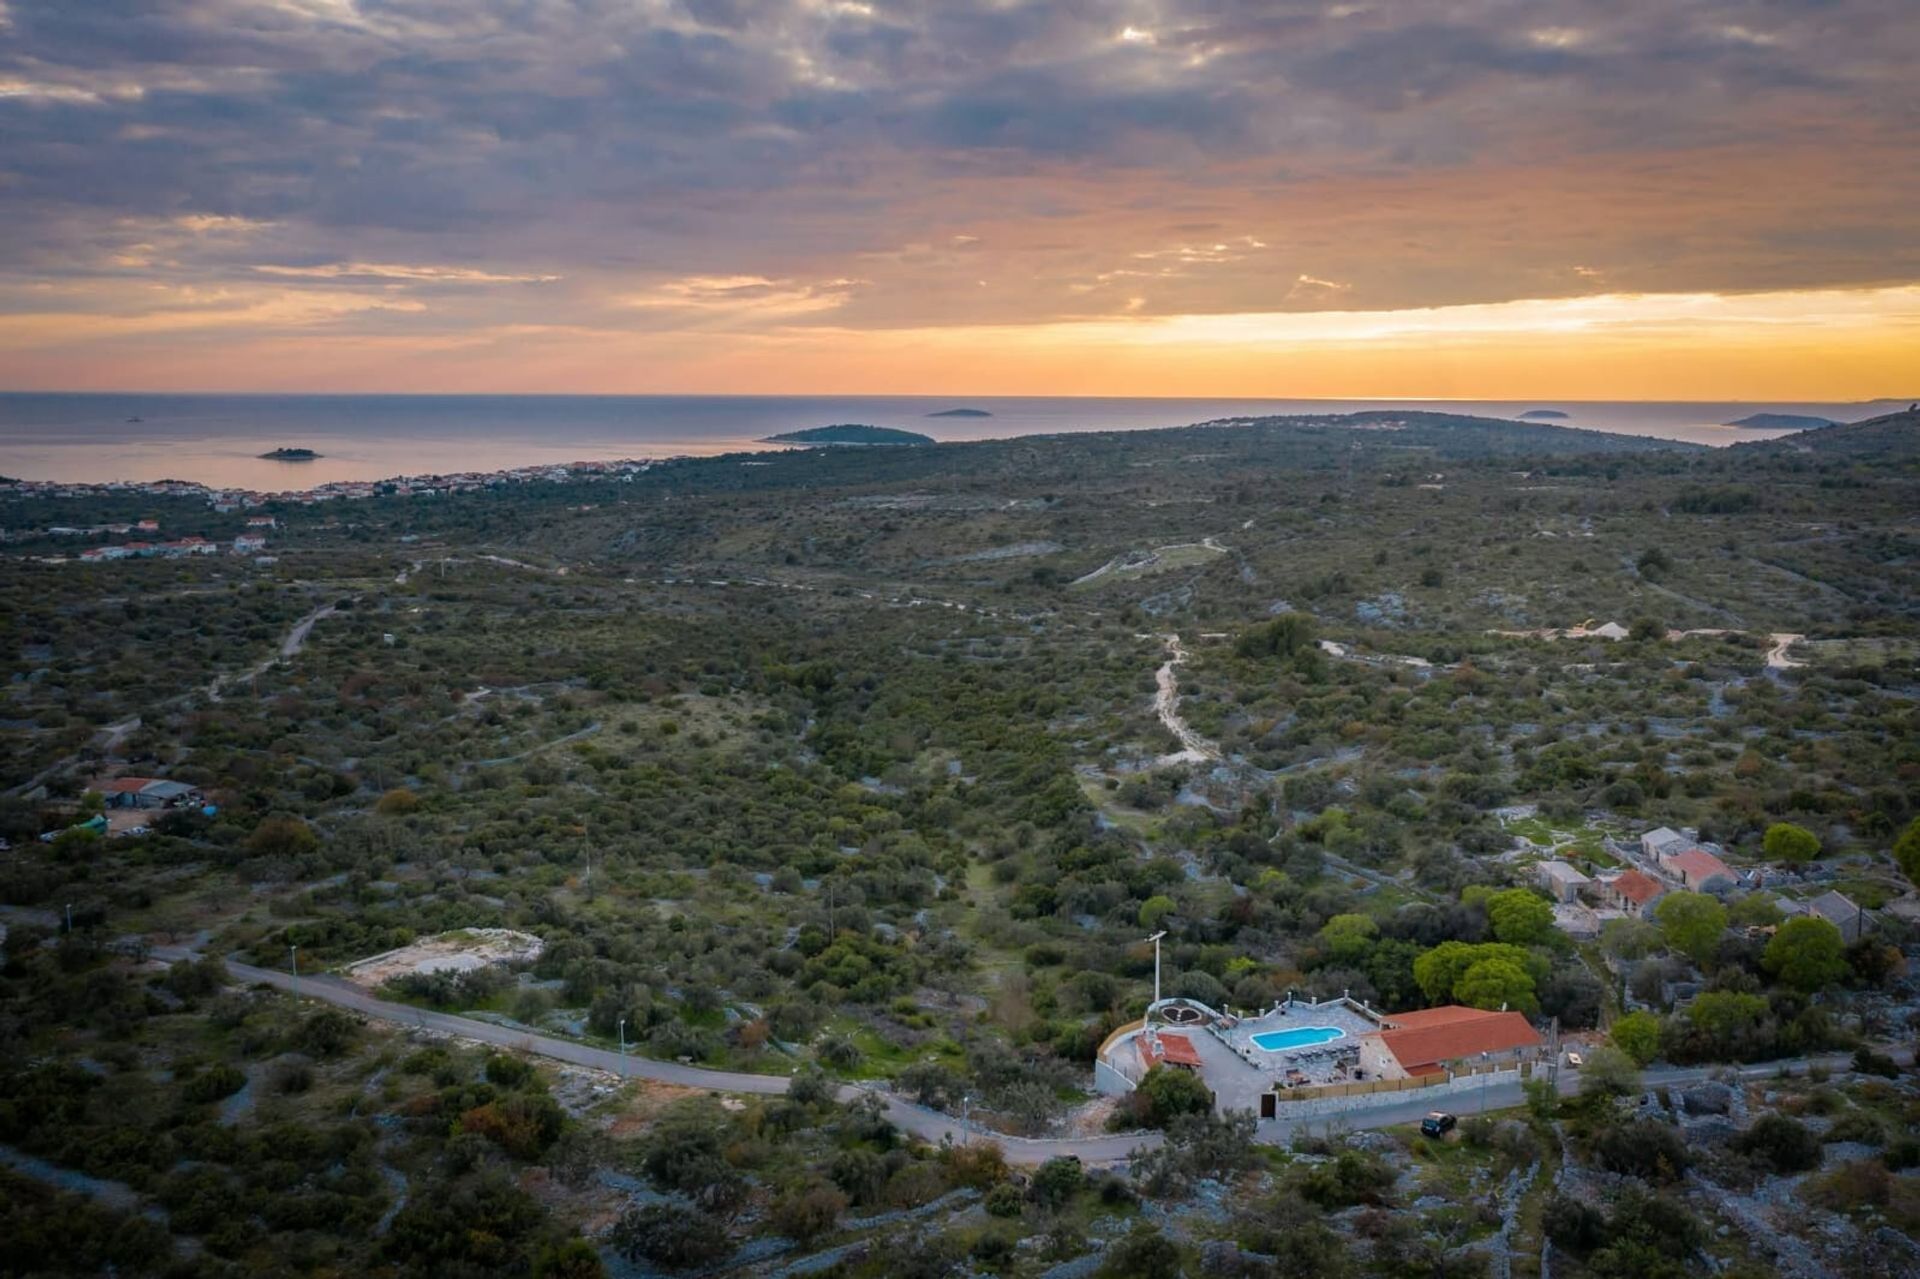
[0,393,1906,489]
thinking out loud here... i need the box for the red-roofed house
[1600,869,1668,918]
[1663,848,1737,893]
[1359,1006,1543,1080]
[1136,1031,1204,1073]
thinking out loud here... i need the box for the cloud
[619,274,858,319]
[0,0,1914,388]
[251,262,559,283]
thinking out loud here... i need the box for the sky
[1,0,1916,398]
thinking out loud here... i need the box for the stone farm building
[1661,847,1738,894]
[1599,868,1668,917]
[1809,890,1865,943]
[1535,860,1591,903]
[101,777,203,810]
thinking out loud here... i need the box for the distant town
[1,456,666,561]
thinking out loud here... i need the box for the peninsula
[762,424,933,446]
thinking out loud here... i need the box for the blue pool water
[1250,1027,1345,1052]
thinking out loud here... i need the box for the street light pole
[960,1093,972,1147]
[618,1018,627,1078]
[1146,930,1167,1007]
[65,902,73,934]
[290,944,298,998]
[1480,1052,1490,1114]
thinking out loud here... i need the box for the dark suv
[1420,1111,1457,1137]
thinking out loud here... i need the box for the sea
[0,393,1908,489]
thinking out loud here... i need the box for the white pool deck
[1220,1000,1379,1081]
[1105,997,1386,1113]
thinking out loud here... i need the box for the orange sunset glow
[2,2,1916,397]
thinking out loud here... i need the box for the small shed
[1536,860,1592,903]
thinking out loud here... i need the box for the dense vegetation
[3,409,1916,1274]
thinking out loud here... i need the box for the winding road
[208,601,341,701]
[1149,633,1222,765]
[161,948,1152,1165]
[150,945,1902,1168]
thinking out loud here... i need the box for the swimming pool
[1250,1026,1346,1052]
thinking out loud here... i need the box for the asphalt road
[181,948,1894,1167]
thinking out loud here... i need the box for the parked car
[1420,1111,1457,1137]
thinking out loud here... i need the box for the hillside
[1736,407,1920,459]
[2,402,1916,1279]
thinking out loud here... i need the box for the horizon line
[1,390,1914,405]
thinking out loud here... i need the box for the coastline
[2,392,1896,487]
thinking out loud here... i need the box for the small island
[260,447,322,461]
[927,408,992,418]
[761,424,934,447]
[1725,413,1837,430]
[1519,409,1570,420]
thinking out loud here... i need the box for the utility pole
[1545,1016,1562,1093]
[290,943,299,998]
[618,1018,627,1078]
[1146,930,1167,1007]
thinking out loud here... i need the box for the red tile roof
[1379,1009,1541,1072]
[101,777,159,793]
[1383,1006,1499,1031]
[1136,1031,1204,1072]
[1610,869,1666,906]
[1667,849,1734,883]
[1157,1033,1202,1067]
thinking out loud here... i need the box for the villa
[1097,993,1545,1117]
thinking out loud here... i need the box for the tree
[1236,613,1314,660]
[1728,894,1784,929]
[1579,1044,1642,1097]
[1134,1065,1214,1127]
[1594,1119,1690,1182]
[1138,895,1176,930]
[1600,917,1662,961]
[533,1240,607,1279]
[1412,941,1539,1005]
[610,1203,728,1268]
[1097,1225,1182,1279]
[1654,891,1728,965]
[1735,1114,1821,1174]
[1762,822,1820,864]
[247,813,318,859]
[1894,817,1920,887]
[1454,957,1539,1014]
[1486,889,1555,946]
[1028,1157,1084,1210]
[1686,990,1767,1040]
[1317,913,1378,965]
[1610,1011,1662,1066]
[1764,917,1847,992]
[769,1180,847,1243]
